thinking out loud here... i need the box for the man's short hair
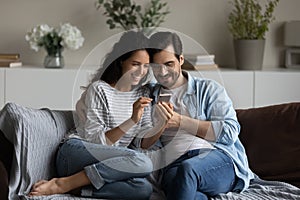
[149,31,183,62]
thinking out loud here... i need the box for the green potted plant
[228,0,279,70]
[95,0,170,35]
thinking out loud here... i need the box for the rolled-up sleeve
[84,83,111,144]
[202,81,240,145]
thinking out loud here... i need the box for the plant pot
[234,39,265,70]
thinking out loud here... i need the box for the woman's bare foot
[28,171,91,197]
[28,178,70,196]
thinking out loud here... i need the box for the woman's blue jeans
[162,148,237,200]
[56,138,153,200]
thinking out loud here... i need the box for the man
[141,31,254,200]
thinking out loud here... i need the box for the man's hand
[165,111,181,128]
[141,102,174,149]
[153,102,173,125]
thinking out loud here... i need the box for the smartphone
[158,93,172,103]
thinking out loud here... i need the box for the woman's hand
[131,97,152,124]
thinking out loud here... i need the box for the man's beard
[159,71,180,89]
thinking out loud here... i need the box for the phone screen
[158,93,172,103]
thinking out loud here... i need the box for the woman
[29,31,159,200]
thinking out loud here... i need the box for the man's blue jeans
[56,138,153,200]
[162,148,237,200]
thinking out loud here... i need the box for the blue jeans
[56,138,153,200]
[162,148,237,200]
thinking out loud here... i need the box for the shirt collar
[182,70,197,95]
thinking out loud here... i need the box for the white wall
[0,0,300,69]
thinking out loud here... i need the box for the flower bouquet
[25,23,84,68]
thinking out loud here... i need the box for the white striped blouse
[72,80,153,147]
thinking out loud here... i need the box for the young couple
[29,30,254,200]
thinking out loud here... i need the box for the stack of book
[183,54,218,70]
[0,53,22,67]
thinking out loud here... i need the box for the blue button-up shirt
[151,71,254,191]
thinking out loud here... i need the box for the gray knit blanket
[0,103,299,200]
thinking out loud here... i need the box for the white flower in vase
[25,23,84,68]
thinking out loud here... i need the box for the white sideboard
[1,67,300,110]
[255,71,300,107]
[3,66,92,110]
[191,69,300,109]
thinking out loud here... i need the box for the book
[0,60,22,67]
[194,64,219,71]
[184,54,215,65]
[0,53,20,60]
[182,60,218,71]
[0,53,22,67]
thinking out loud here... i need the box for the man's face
[151,45,184,89]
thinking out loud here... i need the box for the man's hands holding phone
[154,98,181,130]
[155,93,174,125]
[155,101,173,121]
[141,96,180,149]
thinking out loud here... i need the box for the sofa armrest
[0,129,13,177]
[0,129,12,200]
[0,160,8,200]
[0,102,75,199]
[236,102,300,188]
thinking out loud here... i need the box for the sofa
[0,102,300,200]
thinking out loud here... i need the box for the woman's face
[121,50,150,86]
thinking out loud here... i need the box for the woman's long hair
[90,31,150,87]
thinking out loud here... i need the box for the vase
[234,39,265,70]
[44,48,64,68]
